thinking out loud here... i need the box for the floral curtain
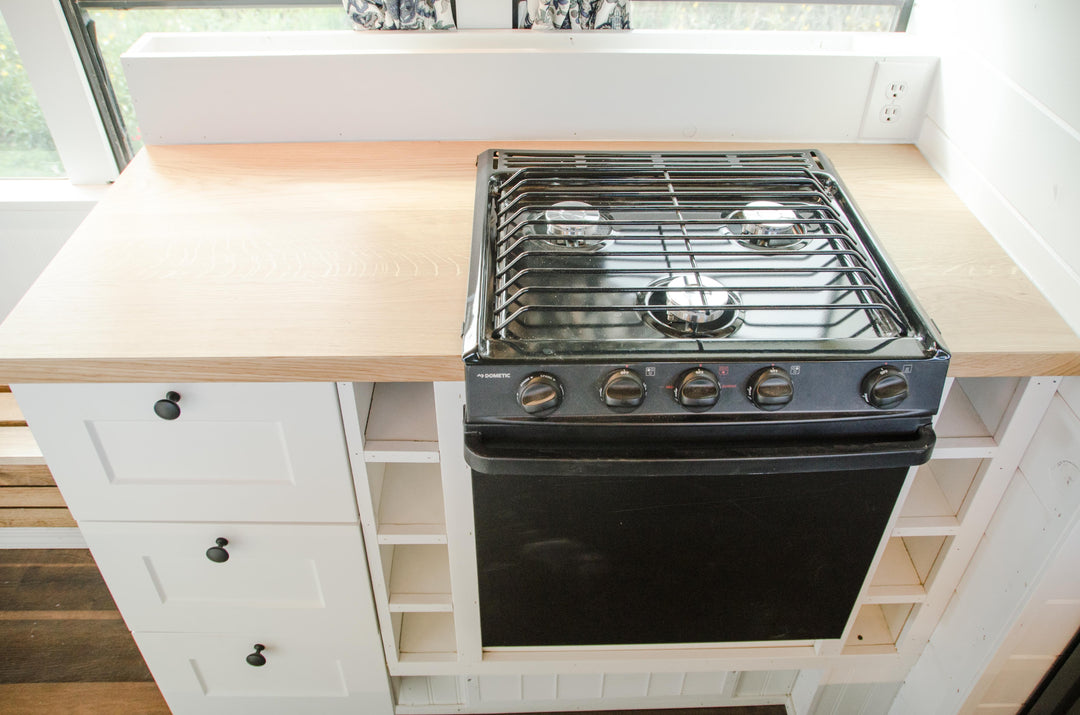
[344,0,456,30]
[520,0,630,29]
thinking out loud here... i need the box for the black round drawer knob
[602,369,646,409]
[153,391,181,420]
[205,538,229,563]
[862,366,909,409]
[517,373,562,415]
[676,368,720,409]
[748,367,794,410]
[246,644,267,667]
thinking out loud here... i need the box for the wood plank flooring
[0,549,169,714]
[0,388,75,528]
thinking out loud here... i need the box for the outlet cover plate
[859,60,936,141]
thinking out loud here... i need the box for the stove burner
[539,201,612,251]
[641,275,744,338]
[731,201,809,250]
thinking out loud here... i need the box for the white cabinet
[13,383,358,523]
[79,521,377,637]
[133,631,389,715]
[12,382,393,715]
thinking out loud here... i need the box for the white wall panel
[121,31,936,145]
[911,0,1080,132]
[913,0,1080,333]
[923,52,1080,273]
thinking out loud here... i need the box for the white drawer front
[133,631,393,715]
[82,522,379,637]
[13,382,358,522]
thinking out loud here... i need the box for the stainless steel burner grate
[486,151,908,348]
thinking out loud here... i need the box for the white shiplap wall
[911,0,1080,335]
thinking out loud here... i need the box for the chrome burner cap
[540,201,611,250]
[732,201,809,250]
[641,275,744,338]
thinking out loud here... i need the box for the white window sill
[0,179,108,211]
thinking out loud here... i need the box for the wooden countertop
[0,141,1078,382]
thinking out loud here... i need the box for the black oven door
[466,426,932,648]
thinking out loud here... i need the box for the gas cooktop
[463,149,946,363]
[461,149,949,423]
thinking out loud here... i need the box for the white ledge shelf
[385,544,453,614]
[395,612,458,663]
[895,459,984,536]
[365,383,440,462]
[370,462,447,544]
[844,603,914,653]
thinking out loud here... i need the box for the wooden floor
[0,387,76,529]
[0,549,169,714]
[0,550,787,715]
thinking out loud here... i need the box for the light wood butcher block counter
[0,141,1078,382]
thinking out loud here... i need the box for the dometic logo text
[477,372,512,379]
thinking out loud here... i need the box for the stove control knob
[748,367,794,411]
[602,369,646,409]
[517,373,562,415]
[862,366,909,409]
[676,369,720,409]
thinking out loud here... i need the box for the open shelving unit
[844,376,1052,658]
[344,382,460,675]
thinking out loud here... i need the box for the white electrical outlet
[858,60,935,141]
[880,104,902,123]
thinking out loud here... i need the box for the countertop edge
[3,352,1079,383]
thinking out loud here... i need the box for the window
[0,14,65,177]
[632,1,912,32]
[70,1,351,156]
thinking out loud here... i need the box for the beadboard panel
[810,681,901,715]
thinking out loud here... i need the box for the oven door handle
[463,425,935,476]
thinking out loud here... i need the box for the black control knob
[205,537,230,563]
[676,368,720,409]
[246,644,267,667]
[153,391,181,420]
[862,366,909,409]
[517,373,562,415]
[748,367,794,411]
[602,369,645,409]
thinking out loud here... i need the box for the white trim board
[121,30,936,145]
[0,528,87,549]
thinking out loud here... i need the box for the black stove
[462,149,949,428]
[460,150,951,648]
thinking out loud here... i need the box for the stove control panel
[469,358,948,422]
